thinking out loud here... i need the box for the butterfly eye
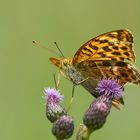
[63,62,67,66]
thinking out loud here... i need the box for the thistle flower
[83,78,123,132]
[83,95,112,132]
[44,88,66,123]
[52,115,74,139]
[95,78,123,99]
[44,88,63,103]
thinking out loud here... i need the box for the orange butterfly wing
[76,60,140,85]
[72,29,135,65]
[72,29,140,86]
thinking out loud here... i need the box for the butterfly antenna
[32,40,61,57]
[54,42,65,58]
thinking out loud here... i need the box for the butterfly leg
[72,84,76,97]
[67,77,88,112]
[77,77,89,85]
[53,71,61,89]
[66,84,76,112]
[68,77,89,112]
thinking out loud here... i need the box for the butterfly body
[50,29,140,108]
[50,58,85,85]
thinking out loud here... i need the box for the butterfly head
[50,57,72,70]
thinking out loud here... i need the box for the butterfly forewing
[73,29,135,65]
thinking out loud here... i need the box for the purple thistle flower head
[44,88,63,104]
[95,78,123,99]
[44,88,65,122]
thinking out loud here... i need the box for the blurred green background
[1,0,140,139]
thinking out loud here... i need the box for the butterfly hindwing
[76,60,140,86]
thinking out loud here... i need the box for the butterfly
[50,29,140,109]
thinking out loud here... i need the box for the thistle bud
[83,95,112,131]
[52,115,74,139]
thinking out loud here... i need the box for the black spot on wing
[99,39,108,43]
[112,46,119,50]
[83,47,93,54]
[102,46,112,52]
[120,72,129,77]
[92,45,99,50]
[116,61,127,67]
[124,52,130,57]
[121,46,128,51]
[112,52,121,56]
[97,52,106,57]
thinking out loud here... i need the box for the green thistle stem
[76,124,93,140]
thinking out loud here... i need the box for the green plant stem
[76,124,93,140]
